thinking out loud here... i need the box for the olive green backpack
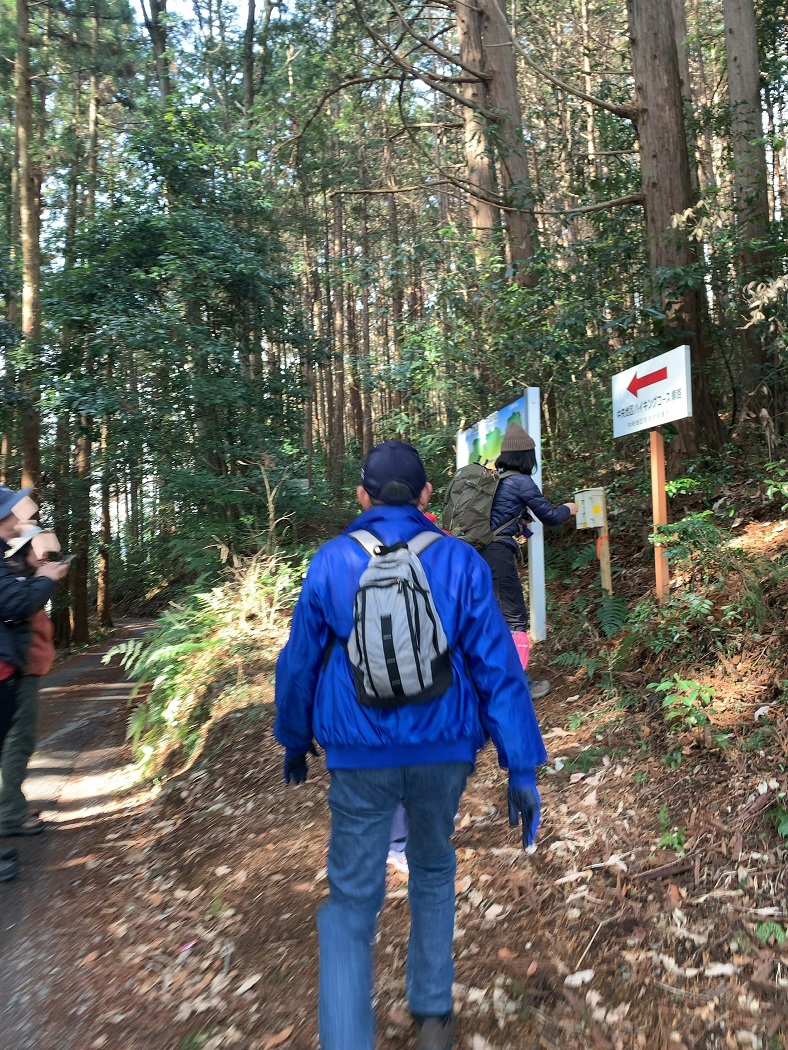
[442,463,518,548]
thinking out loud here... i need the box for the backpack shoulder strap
[490,472,522,539]
[349,529,381,556]
[407,530,444,556]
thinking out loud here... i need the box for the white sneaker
[387,849,409,874]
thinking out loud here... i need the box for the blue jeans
[317,761,472,1050]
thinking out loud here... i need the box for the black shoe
[0,848,18,882]
[0,816,45,836]
[415,1012,455,1050]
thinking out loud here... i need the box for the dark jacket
[0,539,54,670]
[490,473,571,542]
[274,504,547,787]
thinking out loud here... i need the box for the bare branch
[393,75,522,210]
[329,180,454,197]
[536,192,645,217]
[383,0,488,80]
[352,0,493,116]
[485,0,638,123]
[284,74,403,162]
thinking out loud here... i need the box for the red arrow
[627,366,668,397]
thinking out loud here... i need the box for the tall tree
[723,0,773,419]
[627,0,723,453]
[15,0,41,493]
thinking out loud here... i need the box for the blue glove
[507,772,541,849]
[283,744,318,785]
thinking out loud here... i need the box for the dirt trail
[0,620,153,1050]
[1,623,787,1050]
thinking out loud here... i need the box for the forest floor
[2,525,788,1050]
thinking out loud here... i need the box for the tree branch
[284,74,404,162]
[394,75,520,210]
[384,0,489,81]
[536,192,645,216]
[486,0,638,124]
[329,180,454,197]
[352,0,493,116]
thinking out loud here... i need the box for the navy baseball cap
[361,440,427,504]
[0,486,32,521]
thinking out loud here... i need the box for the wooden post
[650,428,670,602]
[598,521,613,596]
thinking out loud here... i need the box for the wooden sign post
[650,429,670,603]
[612,345,692,603]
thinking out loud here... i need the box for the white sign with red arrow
[612,344,692,438]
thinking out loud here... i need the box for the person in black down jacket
[480,422,578,701]
[0,486,69,881]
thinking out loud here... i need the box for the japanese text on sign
[612,346,692,438]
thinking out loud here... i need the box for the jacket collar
[345,504,442,545]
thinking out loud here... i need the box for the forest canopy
[1,0,787,634]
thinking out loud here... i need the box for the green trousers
[0,675,40,828]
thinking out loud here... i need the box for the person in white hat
[0,524,61,837]
[0,487,69,881]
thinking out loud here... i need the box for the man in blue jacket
[0,485,68,881]
[275,440,547,1050]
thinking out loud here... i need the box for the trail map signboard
[455,396,526,467]
[612,344,692,438]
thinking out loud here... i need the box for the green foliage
[763,461,788,510]
[650,512,738,587]
[104,553,303,771]
[570,545,599,571]
[663,749,683,769]
[560,747,610,774]
[568,712,584,731]
[755,921,786,945]
[179,1032,217,1050]
[552,650,603,681]
[649,675,717,730]
[770,806,788,840]
[611,501,773,672]
[657,804,687,855]
[595,594,628,639]
[743,727,774,751]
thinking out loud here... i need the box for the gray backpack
[346,529,453,708]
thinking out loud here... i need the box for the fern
[551,649,601,680]
[552,651,585,669]
[127,703,148,748]
[755,921,786,945]
[103,550,302,773]
[570,544,598,571]
[596,594,628,638]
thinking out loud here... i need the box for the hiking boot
[0,848,18,882]
[414,1012,455,1050]
[529,679,552,700]
[0,815,45,836]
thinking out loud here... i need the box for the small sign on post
[611,344,692,603]
[575,487,612,595]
